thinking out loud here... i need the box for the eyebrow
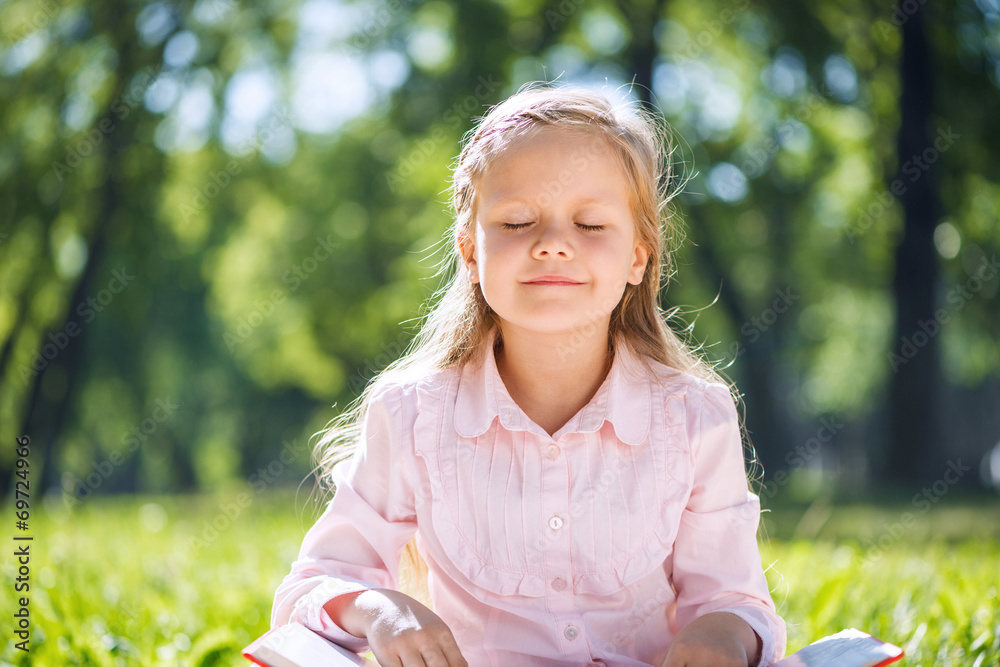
[485,196,618,211]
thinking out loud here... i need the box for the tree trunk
[627,0,790,473]
[884,4,944,486]
[27,232,110,496]
[623,0,663,114]
[685,207,790,476]
[19,7,147,497]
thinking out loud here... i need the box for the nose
[531,219,574,259]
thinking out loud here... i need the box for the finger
[439,638,468,667]
[372,652,403,667]
[396,649,428,667]
[418,648,451,667]
[443,646,468,667]
[375,649,424,667]
[659,654,681,667]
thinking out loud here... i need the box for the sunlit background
[3,0,998,498]
[1,0,999,663]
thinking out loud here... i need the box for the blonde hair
[308,81,743,609]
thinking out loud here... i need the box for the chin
[501,313,606,337]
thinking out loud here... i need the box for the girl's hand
[659,611,762,667]
[328,588,468,667]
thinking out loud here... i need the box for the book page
[243,622,379,667]
[770,629,903,667]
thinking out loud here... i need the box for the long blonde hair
[309,81,740,609]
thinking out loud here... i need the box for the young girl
[271,83,786,667]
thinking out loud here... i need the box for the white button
[551,577,566,591]
[549,515,564,530]
[546,444,560,459]
[564,625,579,640]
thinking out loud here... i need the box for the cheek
[480,235,520,269]
[589,239,634,275]
[474,242,513,291]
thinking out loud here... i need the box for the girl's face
[460,126,649,338]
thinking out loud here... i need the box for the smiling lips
[524,275,584,285]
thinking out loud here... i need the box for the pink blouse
[271,326,786,666]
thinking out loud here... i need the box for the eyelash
[500,222,606,232]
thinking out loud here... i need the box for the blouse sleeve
[670,381,787,665]
[270,383,418,654]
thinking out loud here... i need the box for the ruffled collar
[453,325,651,444]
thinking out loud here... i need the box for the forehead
[477,127,627,210]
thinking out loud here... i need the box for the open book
[771,629,904,667]
[243,623,904,667]
[243,622,378,667]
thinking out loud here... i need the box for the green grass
[2,488,999,666]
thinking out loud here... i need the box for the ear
[627,241,650,285]
[458,227,480,284]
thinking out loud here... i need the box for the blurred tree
[885,1,944,486]
[1,0,997,502]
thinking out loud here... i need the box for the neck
[493,320,613,435]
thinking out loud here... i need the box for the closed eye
[500,222,606,231]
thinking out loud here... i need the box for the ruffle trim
[411,375,695,598]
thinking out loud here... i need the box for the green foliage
[0,491,305,665]
[1,0,998,496]
[1,493,999,665]
[761,507,1000,662]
